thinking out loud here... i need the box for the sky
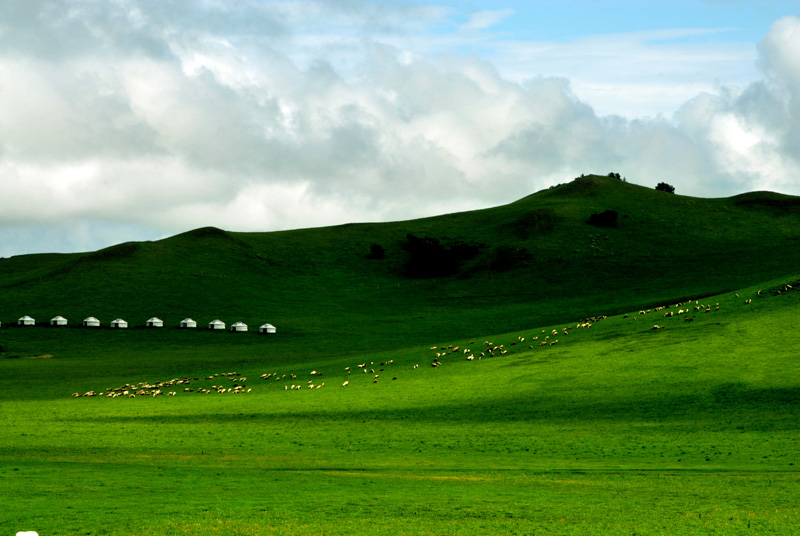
[1,0,799,257]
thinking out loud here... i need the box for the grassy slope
[1,176,799,534]
[2,175,800,348]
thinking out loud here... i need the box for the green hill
[2,175,799,347]
[1,174,799,535]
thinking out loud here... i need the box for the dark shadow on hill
[400,233,485,278]
[83,242,140,262]
[504,209,560,239]
[79,384,799,431]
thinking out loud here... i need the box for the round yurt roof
[19,315,35,321]
[147,317,163,322]
[231,321,247,327]
[84,317,100,322]
[209,319,225,325]
[112,318,127,323]
[260,323,276,329]
[181,318,195,323]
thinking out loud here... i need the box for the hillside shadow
[76,383,800,431]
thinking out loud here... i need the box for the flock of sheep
[70,281,798,401]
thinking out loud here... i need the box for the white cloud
[461,9,515,31]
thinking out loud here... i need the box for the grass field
[1,176,799,534]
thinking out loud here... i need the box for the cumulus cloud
[0,1,798,256]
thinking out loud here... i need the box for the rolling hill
[1,174,799,349]
[1,174,799,535]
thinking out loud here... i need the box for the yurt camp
[208,319,226,330]
[146,317,163,328]
[83,317,101,327]
[110,318,128,329]
[259,323,277,334]
[179,318,197,328]
[18,315,35,326]
[50,316,68,326]
[230,321,248,332]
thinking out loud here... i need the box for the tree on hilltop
[655,182,676,194]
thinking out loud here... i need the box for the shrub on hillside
[401,234,482,278]
[587,210,619,228]
[656,182,676,194]
[366,243,386,260]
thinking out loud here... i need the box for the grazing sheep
[342,381,349,387]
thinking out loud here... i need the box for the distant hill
[2,174,799,348]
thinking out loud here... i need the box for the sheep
[342,381,349,387]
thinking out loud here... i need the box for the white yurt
[110,318,128,329]
[179,318,197,328]
[83,317,100,327]
[230,321,248,332]
[259,323,277,334]
[18,315,35,326]
[208,319,226,330]
[50,316,68,326]
[146,317,163,328]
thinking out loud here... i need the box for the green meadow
[1,176,799,534]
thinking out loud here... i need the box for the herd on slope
[69,280,799,401]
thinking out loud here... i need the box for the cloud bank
[0,1,798,255]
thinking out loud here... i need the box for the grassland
[1,176,799,534]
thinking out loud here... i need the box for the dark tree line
[400,234,482,278]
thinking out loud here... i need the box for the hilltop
[1,174,800,350]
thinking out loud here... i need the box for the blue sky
[0,0,799,256]
[464,0,793,41]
